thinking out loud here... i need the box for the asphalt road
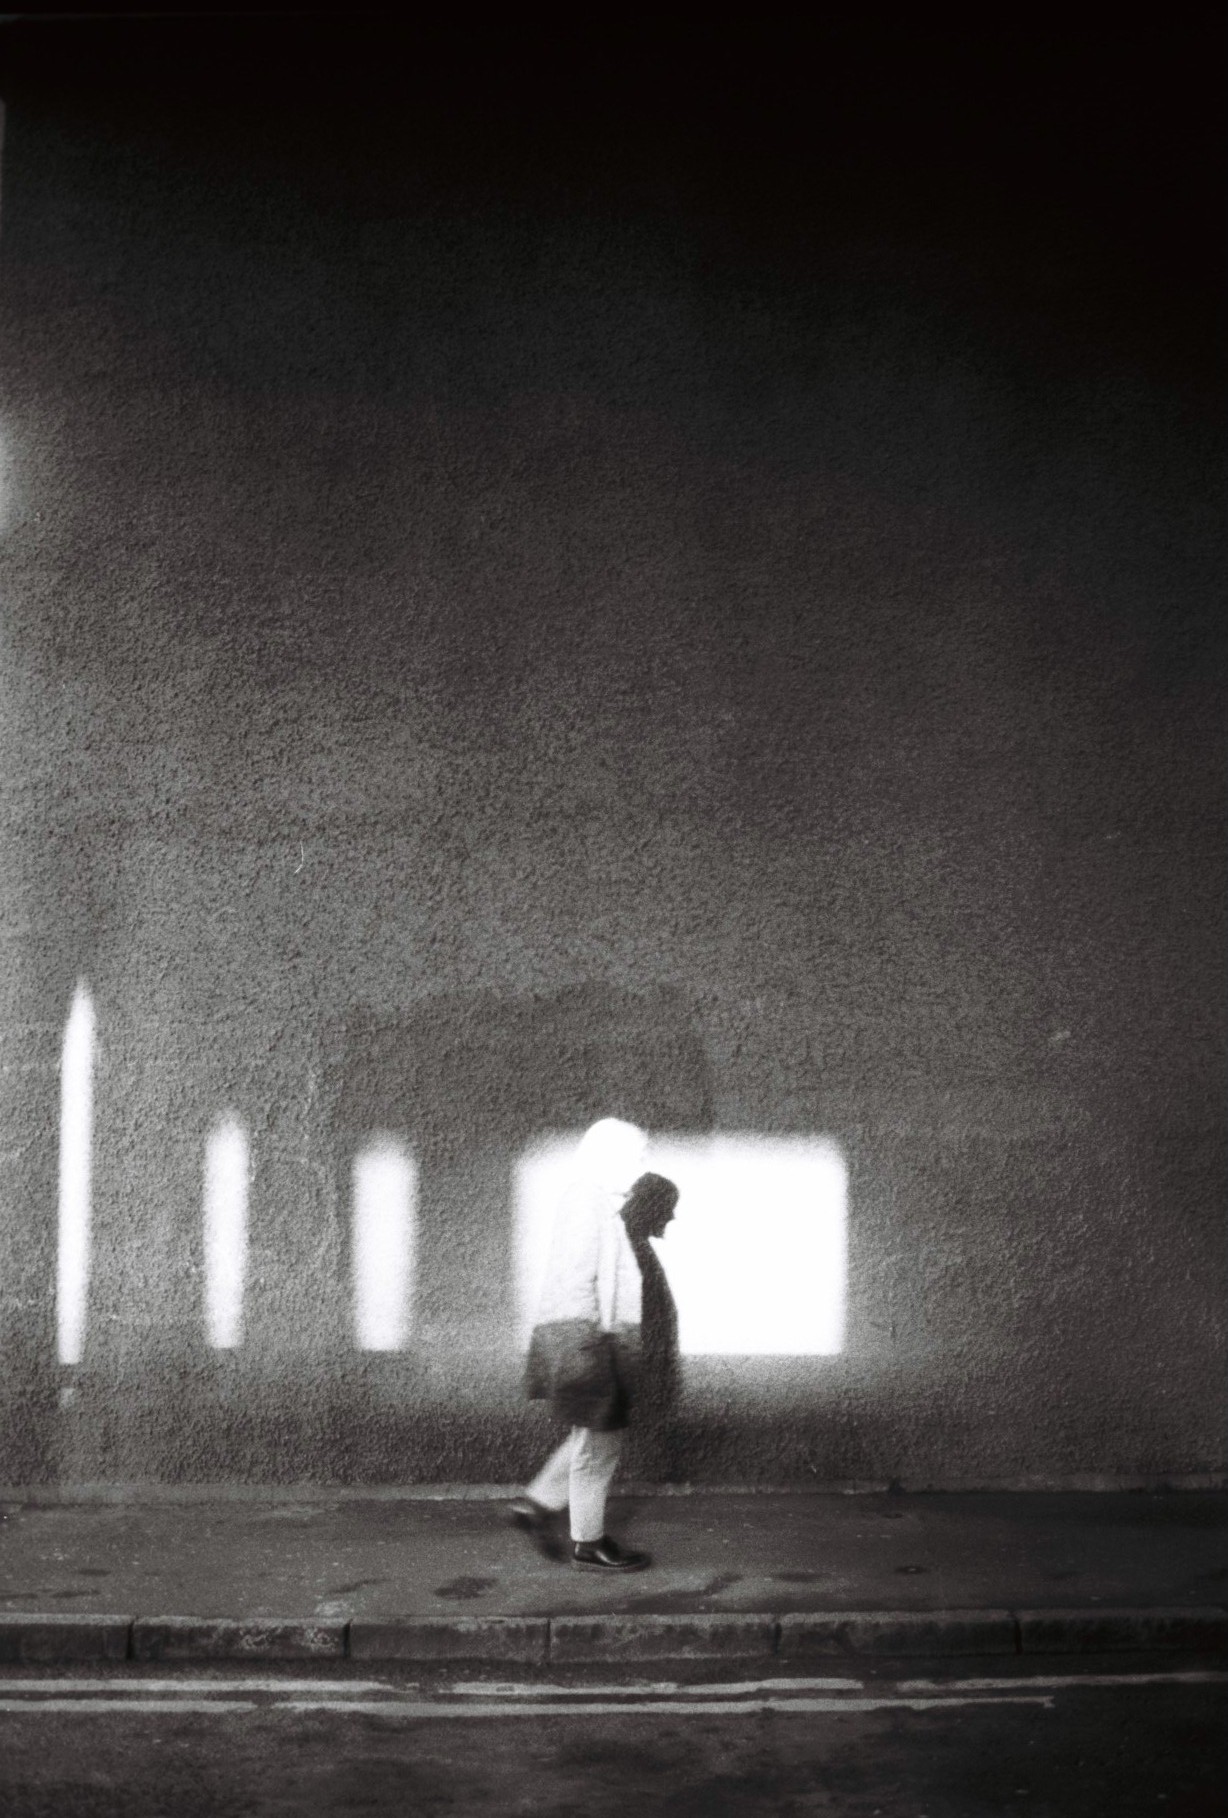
[0,1657,1222,1816]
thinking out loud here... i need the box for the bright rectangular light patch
[351,1139,417,1351]
[514,1134,846,1355]
[203,1115,250,1349]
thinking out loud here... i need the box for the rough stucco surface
[0,22,1223,1485]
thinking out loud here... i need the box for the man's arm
[537,1181,602,1325]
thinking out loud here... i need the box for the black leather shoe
[508,1496,566,1561]
[571,1535,651,1573]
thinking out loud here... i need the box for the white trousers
[525,1427,623,1543]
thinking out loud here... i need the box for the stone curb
[551,1614,776,1662]
[350,1618,547,1664]
[0,1616,130,1665]
[778,1611,1018,1658]
[0,1609,1224,1664]
[1017,1608,1228,1655]
[131,1619,347,1662]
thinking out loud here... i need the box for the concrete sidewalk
[1,1490,1225,1663]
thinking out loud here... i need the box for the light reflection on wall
[514,1133,847,1355]
[203,1114,250,1349]
[56,981,95,1366]
[351,1138,417,1351]
[0,423,10,536]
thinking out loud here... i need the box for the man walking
[511,1119,678,1573]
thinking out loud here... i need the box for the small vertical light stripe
[56,982,95,1367]
[352,1139,416,1350]
[203,1114,250,1349]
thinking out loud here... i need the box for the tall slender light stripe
[203,1114,250,1349]
[56,982,95,1366]
[352,1139,416,1350]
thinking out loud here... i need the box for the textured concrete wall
[0,20,1223,1485]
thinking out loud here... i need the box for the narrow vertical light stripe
[203,1115,250,1349]
[56,982,95,1366]
[352,1139,416,1350]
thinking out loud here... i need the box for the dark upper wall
[0,16,1223,1484]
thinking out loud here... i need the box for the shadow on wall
[42,979,858,1484]
[325,984,716,1480]
[38,982,723,1482]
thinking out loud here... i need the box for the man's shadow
[619,1171,684,1487]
